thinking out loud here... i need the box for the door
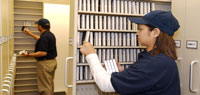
[172,0,200,95]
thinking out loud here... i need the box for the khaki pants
[37,59,57,95]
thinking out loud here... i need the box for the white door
[172,0,200,95]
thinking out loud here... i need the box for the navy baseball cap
[35,18,50,29]
[129,10,180,36]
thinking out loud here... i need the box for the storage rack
[70,0,171,95]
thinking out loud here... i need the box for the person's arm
[80,41,115,92]
[23,28,40,40]
[22,51,47,57]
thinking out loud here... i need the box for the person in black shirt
[80,10,180,95]
[22,18,57,95]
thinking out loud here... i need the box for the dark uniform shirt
[111,51,180,95]
[35,31,57,61]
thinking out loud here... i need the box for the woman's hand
[115,59,124,72]
[80,41,96,56]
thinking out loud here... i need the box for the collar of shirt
[138,50,151,59]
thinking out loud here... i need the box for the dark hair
[145,24,177,60]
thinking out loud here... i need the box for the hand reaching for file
[80,41,96,56]
[23,28,32,35]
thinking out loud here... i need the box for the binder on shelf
[77,49,80,63]
[83,0,86,11]
[104,0,108,12]
[122,49,126,62]
[107,16,111,30]
[102,32,106,46]
[136,2,139,14]
[127,33,130,46]
[134,33,137,46]
[120,0,124,13]
[114,33,118,46]
[123,33,126,46]
[128,18,131,30]
[103,16,107,30]
[128,1,132,14]
[87,0,90,11]
[90,15,94,29]
[119,16,123,30]
[77,66,80,80]
[95,15,99,29]
[140,2,144,15]
[81,54,85,63]
[78,0,82,11]
[118,33,122,46]
[130,49,134,62]
[100,0,104,12]
[131,33,135,46]
[124,0,128,14]
[102,49,106,62]
[112,16,115,30]
[119,49,122,62]
[107,32,111,46]
[110,49,114,59]
[95,0,99,12]
[108,0,112,13]
[114,49,118,60]
[79,32,83,45]
[116,0,120,13]
[98,32,101,46]
[123,17,127,30]
[86,15,89,29]
[144,2,147,14]
[113,0,116,13]
[99,15,103,29]
[91,0,95,12]
[81,14,85,29]
[132,1,136,14]
[89,32,93,45]
[80,66,83,80]
[133,49,137,62]
[126,49,130,62]
[147,2,151,13]
[106,49,110,60]
[151,3,155,11]
[84,66,88,80]
[116,16,119,30]
[78,14,81,29]
[94,32,99,46]
[111,32,115,46]
[85,31,90,42]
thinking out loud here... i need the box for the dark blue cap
[129,10,180,36]
[35,18,50,29]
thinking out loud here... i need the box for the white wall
[44,3,70,92]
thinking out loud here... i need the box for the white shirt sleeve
[86,54,115,92]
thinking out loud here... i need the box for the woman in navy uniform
[80,10,180,95]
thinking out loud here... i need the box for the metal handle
[176,57,182,69]
[189,60,199,92]
[65,57,73,88]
